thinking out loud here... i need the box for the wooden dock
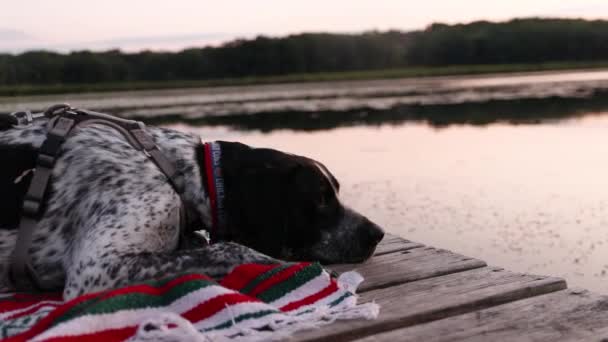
[293,234,608,341]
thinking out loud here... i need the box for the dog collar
[203,141,226,240]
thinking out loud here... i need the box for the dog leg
[63,242,278,300]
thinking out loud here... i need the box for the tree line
[2,18,608,86]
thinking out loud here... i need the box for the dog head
[199,141,384,264]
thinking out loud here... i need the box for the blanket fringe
[130,302,379,342]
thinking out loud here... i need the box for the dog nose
[362,218,385,245]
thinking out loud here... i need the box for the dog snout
[361,217,385,246]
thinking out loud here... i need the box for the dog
[0,116,384,300]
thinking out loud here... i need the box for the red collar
[203,141,226,241]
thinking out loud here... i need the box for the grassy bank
[2,61,608,97]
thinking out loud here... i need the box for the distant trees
[0,32,411,85]
[407,18,608,65]
[2,18,608,86]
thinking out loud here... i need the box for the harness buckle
[22,199,41,218]
[194,229,212,245]
[44,103,73,117]
[10,110,34,126]
[37,154,56,168]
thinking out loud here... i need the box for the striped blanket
[0,262,378,341]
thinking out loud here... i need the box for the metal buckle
[44,103,73,117]
[37,154,56,168]
[10,110,35,126]
[9,103,76,126]
[22,198,41,218]
[194,229,212,245]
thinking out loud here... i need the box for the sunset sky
[2,0,607,53]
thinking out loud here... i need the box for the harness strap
[130,128,185,194]
[77,119,142,149]
[9,107,191,291]
[10,116,76,291]
[71,114,185,194]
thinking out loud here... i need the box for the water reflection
[3,69,608,131]
[147,91,608,131]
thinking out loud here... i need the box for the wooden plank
[328,246,486,292]
[294,267,567,342]
[584,326,608,341]
[355,289,608,342]
[372,234,424,256]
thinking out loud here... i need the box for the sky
[1,0,608,53]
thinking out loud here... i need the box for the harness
[5,104,194,291]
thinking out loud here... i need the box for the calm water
[4,69,608,292]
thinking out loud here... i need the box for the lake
[4,69,608,293]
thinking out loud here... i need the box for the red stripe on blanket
[2,292,109,342]
[220,263,281,291]
[249,262,311,297]
[280,282,339,312]
[85,273,211,302]
[182,292,260,323]
[0,294,61,313]
[11,293,61,302]
[3,274,209,342]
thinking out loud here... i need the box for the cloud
[0,29,34,41]
[79,33,239,51]
[0,32,240,53]
[95,33,233,46]
[548,2,608,17]
[0,29,40,53]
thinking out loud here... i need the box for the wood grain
[294,267,566,342]
[372,234,424,256]
[355,288,608,342]
[328,246,486,292]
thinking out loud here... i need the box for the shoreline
[2,61,608,97]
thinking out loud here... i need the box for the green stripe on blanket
[257,263,323,303]
[240,263,292,294]
[54,277,215,326]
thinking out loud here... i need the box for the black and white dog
[0,117,384,300]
